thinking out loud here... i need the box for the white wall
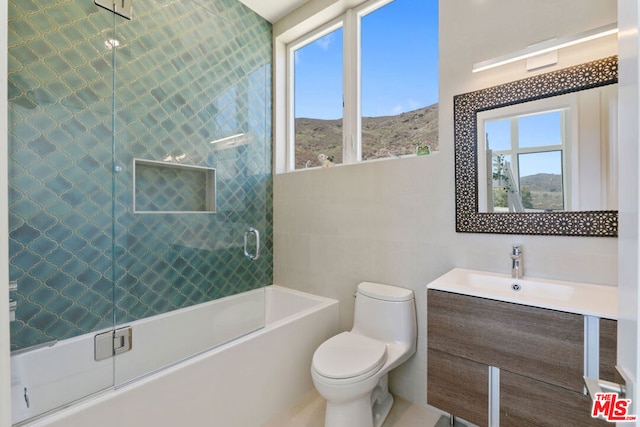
[273,0,618,406]
[616,0,640,414]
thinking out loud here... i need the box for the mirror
[478,84,617,213]
[454,56,618,236]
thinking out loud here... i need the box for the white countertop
[427,268,617,319]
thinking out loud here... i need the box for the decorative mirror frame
[454,55,618,237]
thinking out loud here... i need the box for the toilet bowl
[311,282,417,427]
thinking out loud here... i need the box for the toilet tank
[351,282,416,346]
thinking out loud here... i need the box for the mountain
[294,104,439,169]
[520,173,562,192]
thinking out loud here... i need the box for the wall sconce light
[472,22,618,73]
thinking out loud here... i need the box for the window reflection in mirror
[483,109,568,212]
[477,84,617,213]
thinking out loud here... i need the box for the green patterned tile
[9,0,272,351]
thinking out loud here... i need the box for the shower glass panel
[8,1,117,423]
[8,0,272,422]
[111,0,271,385]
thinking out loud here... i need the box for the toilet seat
[312,332,387,380]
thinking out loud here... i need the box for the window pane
[485,119,511,152]
[361,0,438,160]
[294,28,343,169]
[518,150,564,211]
[491,154,513,211]
[518,110,563,148]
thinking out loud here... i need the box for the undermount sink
[427,268,617,319]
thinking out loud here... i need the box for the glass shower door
[7,0,272,421]
[110,0,272,385]
[8,1,117,423]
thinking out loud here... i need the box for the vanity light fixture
[472,22,618,73]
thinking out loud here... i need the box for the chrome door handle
[243,228,260,261]
[584,376,626,401]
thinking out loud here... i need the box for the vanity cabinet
[428,348,489,425]
[427,289,616,426]
[499,369,597,426]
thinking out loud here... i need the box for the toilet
[311,282,417,427]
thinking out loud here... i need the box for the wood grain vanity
[426,270,618,427]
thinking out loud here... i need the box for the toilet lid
[313,332,387,379]
[357,282,414,302]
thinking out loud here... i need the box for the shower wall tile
[9,0,272,350]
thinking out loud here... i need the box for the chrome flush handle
[243,228,260,261]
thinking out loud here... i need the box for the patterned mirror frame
[454,55,618,237]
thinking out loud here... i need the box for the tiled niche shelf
[133,158,216,214]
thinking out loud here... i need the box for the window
[484,109,569,212]
[475,85,617,213]
[285,0,438,171]
[293,27,344,168]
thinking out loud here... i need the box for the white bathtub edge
[24,285,340,427]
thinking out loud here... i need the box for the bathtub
[12,285,340,427]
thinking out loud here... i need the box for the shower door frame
[1,0,11,422]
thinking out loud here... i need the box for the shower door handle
[244,228,260,261]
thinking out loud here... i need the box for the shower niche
[133,159,216,214]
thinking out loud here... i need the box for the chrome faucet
[511,245,523,279]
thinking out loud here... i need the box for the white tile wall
[273,0,618,408]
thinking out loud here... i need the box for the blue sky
[486,111,564,177]
[294,0,439,120]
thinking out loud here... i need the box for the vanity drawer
[427,348,488,426]
[500,369,608,427]
[428,289,584,392]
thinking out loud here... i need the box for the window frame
[286,18,345,170]
[477,95,577,212]
[283,0,408,172]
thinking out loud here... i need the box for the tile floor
[263,388,466,427]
